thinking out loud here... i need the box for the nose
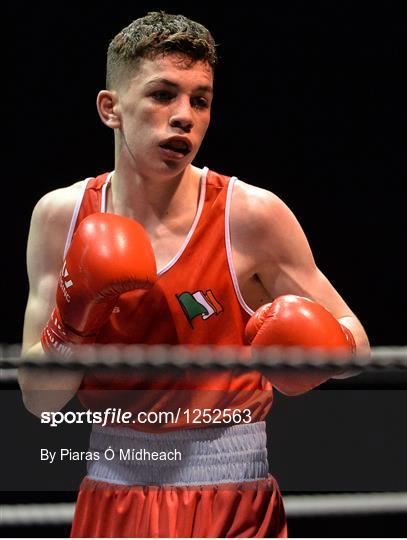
[169,97,194,132]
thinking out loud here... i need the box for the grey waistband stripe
[87,422,269,486]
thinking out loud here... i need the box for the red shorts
[71,475,287,538]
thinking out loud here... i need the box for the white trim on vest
[158,166,208,276]
[63,172,113,258]
[63,178,91,259]
[100,171,113,213]
[225,178,255,316]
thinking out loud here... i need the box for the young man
[19,11,370,538]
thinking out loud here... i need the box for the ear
[96,90,121,129]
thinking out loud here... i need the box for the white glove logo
[62,262,73,288]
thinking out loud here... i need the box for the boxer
[19,11,370,538]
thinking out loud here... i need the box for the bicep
[266,264,355,319]
[255,198,355,319]
[22,193,70,353]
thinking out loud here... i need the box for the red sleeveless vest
[72,168,273,429]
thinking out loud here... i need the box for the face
[114,54,213,177]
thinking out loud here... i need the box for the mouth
[158,137,192,158]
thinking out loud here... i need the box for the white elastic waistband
[87,422,269,486]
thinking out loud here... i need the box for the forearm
[18,342,84,417]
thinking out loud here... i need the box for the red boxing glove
[245,295,355,395]
[42,213,157,357]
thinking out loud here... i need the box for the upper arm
[22,184,81,353]
[233,182,355,319]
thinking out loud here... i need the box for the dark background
[6,1,406,346]
[4,1,406,537]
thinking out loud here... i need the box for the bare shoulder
[27,180,86,279]
[31,180,84,228]
[231,179,297,249]
[232,178,293,221]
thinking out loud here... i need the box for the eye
[192,96,210,109]
[151,90,175,102]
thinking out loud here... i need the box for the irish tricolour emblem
[176,290,223,327]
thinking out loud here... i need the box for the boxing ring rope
[1,344,407,369]
[1,492,406,527]
[1,344,406,527]
[2,346,407,388]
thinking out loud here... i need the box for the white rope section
[283,492,407,516]
[0,503,75,526]
[0,368,17,382]
[1,493,406,526]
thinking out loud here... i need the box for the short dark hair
[106,11,218,89]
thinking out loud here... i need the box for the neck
[107,164,203,229]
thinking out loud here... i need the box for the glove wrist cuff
[41,307,95,359]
